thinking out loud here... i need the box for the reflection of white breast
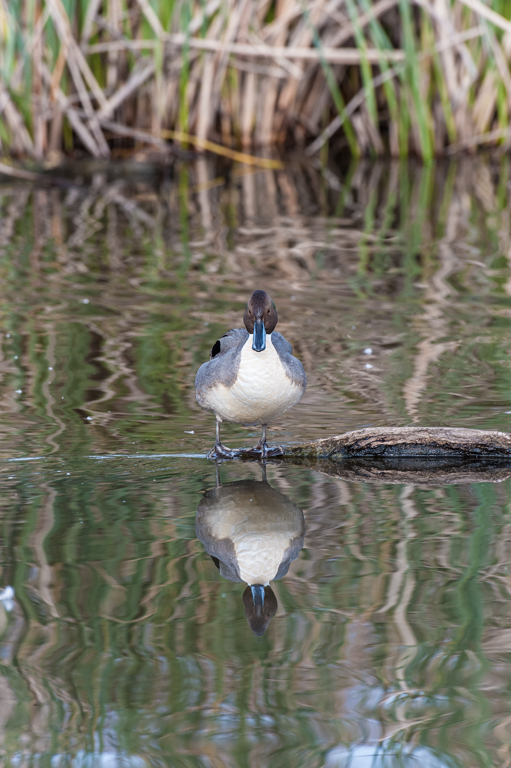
[234,529,291,585]
[197,480,304,586]
[203,334,303,425]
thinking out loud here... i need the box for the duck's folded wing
[271,331,293,356]
[215,328,249,356]
[272,332,307,392]
[195,328,249,404]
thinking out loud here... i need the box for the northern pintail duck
[195,290,306,458]
[195,469,305,635]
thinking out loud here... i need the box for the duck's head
[243,290,278,352]
[242,584,278,636]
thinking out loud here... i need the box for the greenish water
[1,157,511,766]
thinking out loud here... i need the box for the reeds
[1,0,511,161]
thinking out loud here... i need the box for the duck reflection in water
[195,466,305,636]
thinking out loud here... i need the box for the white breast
[203,334,303,425]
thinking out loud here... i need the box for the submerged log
[285,426,511,460]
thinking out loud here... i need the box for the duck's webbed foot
[249,425,284,458]
[251,442,284,458]
[207,442,235,459]
[207,418,236,459]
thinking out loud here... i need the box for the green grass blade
[399,0,433,163]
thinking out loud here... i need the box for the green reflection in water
[0,458,507,765]
[2,158,511,457]
[1,158,511,765]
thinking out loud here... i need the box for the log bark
[285,426,511,460]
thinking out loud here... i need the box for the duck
[195,467,305,635]
[195,290,306,459]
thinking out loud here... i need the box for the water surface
[0,156,511,766]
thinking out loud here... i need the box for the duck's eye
[267,309,270,314]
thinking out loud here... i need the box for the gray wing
[195,328,249,407]
[213,328,249,355]
[272,332,307,392]
[274,528,306,580]
[195,493,243,582]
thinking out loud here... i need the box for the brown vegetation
[2,1,511,162]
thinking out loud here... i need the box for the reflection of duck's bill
[252,318,266,352]
[251,584,265,606]
[242,585,278,636]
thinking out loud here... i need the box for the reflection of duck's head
[196,477,304,636]
[242,585,278,636]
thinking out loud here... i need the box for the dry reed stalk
[46,0,110,156]
[259,0,295,146]
[240,70,257,148]
[32,0,45,159]
[329,0,400,46]
[100,119,169,151]
[195,54,214,143]
[106,0,121,92]
[473,70,497,133]
[135,0,165,38]
[447,124,511,152]
[196,1,235,142]
[301,67,335,135]
[272,0,325,143]
[47,0,107,109]
[421,0,477,79]
[432,0,464,136]
[79,0,102,47]
[85,37,407,64]
[211,0,251,142]
[50,38,69,100]
[0,162,45,181]
[459,0,511,35]
[0,78,35,156]
[98,62,156,120]
[4,0,511,161]
[174,35,407,64]
[41,65,102,157]
[305,24,484,156]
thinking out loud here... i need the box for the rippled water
[1,156,511,766]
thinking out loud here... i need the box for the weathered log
[233,427,511,484]
[285,426,511,460]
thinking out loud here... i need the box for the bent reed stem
[1,1,511,160]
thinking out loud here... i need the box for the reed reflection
[195,466,305,635]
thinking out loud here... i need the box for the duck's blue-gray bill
[252,319,266,352]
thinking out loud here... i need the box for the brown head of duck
[243,290,278,352]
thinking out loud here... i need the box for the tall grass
[1,0,511,161]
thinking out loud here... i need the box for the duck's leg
[252,424,283,458]
[207,417,235,459]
